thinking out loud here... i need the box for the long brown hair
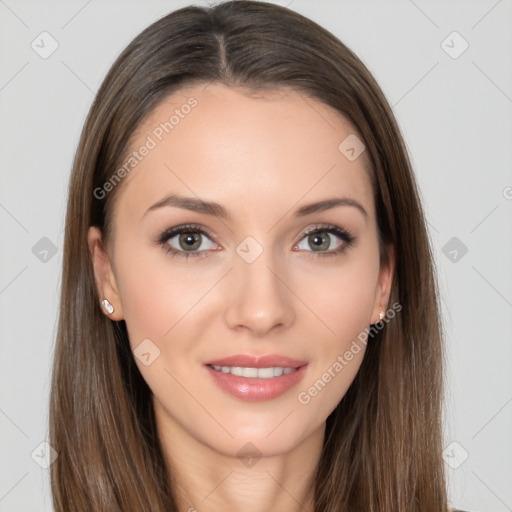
[50,1,448,510]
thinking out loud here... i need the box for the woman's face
[89,83,394,459]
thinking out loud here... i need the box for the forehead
[114,83,374,225]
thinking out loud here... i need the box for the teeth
[210,365,297,378]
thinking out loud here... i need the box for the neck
[156,410,324,512]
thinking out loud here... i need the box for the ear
[370,243,395,324]
[87,226,124,320]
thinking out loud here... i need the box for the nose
[223,250,296,337]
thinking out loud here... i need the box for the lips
[202,354,309,401]
[203,354,308,369]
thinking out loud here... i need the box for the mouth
[203,353,308,369]
[207,364,300,379]
[203,356,309,401]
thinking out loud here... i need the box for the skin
[88,83,395,512]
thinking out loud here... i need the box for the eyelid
[155,223,221,260]
[293,223,356,252]
[157,223,219,245]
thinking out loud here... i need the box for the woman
[50,1,460,510]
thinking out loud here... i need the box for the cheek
[330,266,377,336]
[113,239,217,347]
[296,247,380,351]
[292,251,379,419]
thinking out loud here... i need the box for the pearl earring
[101,299,114,314]
[379,310,384,320]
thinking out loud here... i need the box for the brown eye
[165,230,215,253]
[307,232,331,252]
[177,232,203,251]
[295,224,356,256]
[157,224,218,259]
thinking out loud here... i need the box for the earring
[379,310,384,320]
[101,299,114,314]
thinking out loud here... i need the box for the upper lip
[204,354,308,368]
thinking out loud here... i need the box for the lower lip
[204,364,308,401]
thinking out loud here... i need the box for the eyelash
[156,223,356,260]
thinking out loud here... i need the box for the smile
[208,365,297,378]
[204,363,308,401]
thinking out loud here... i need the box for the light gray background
[1,1,511,510]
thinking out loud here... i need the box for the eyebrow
[143,194,368,220]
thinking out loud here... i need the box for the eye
[156,223,356,260]
[294,224,356,256]
[157,224,218,260]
